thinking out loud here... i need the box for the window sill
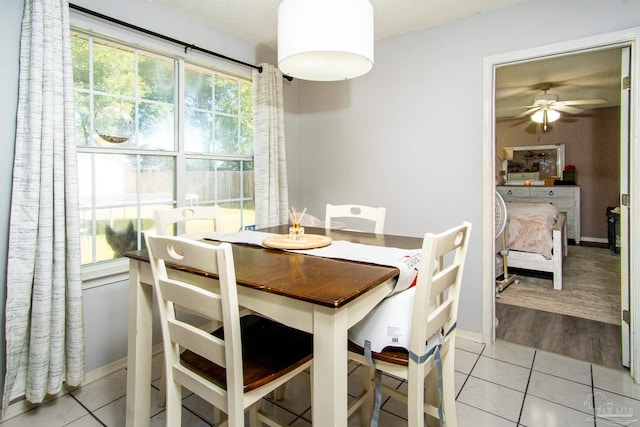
[82,259,130,290]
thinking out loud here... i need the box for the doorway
[494,48,623,369]
[481,28,640,379]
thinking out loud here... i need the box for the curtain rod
[68,3,293,81]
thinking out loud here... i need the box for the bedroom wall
[292,0,640,336]
[496,106,621,240]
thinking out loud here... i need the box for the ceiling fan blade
[552,104,583,114]
[515,106,540,118]
[508,118,530,127]
[562,98,608,106]
[497,105,535,113]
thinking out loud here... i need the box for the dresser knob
[548,191,554,196]
[507,190,512,195]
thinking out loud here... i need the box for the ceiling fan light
[277,0,374,81]
[546,109,560,122]
[531,110,544,123]
[531,108,560,123]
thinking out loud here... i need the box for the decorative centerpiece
[289,207,306,241]
[261,206,332,249]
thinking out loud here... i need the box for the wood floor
[495,302,625,371]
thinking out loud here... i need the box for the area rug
[497,245,621,325]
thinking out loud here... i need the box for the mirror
[498,144,565,184]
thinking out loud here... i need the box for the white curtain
[252,63,289,228]
[3,0,84,408]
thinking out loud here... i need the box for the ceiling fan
[509,83,607,130]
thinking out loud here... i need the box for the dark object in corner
[553,180,576,185]
[607,207,620,255]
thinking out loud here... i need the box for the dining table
[124,225,423,426]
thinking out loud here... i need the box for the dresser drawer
[497,187,529,198]
[529,187,575,199]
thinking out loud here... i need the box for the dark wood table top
[126,225,423,309]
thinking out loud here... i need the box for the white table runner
[203,231,420,295]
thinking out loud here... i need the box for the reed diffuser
[288,207,306,241]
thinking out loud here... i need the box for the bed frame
[506,212,568,290]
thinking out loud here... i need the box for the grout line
[67,393,107,427]
[516,349,536,426]
[590,364,597,427]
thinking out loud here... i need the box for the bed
[505,202,568,290]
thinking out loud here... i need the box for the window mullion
[176,58,187,235]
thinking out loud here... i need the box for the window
[72,30,255,267]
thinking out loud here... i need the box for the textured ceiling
[145,0,621,117]
[146,0,528,50]
[496,48,622,119]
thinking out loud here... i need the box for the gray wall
[1,0,640,394]
[0,0,24,396]
[292,0,640,334]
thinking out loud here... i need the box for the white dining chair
[325,204,386,233]
[154,205,222,239]
[145,232,313,427]
[154,205,225,406]
[347,222,471,427]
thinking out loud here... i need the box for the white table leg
[312,306,349,427]
[126,260,153,427]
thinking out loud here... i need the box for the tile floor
[1,338,639,426]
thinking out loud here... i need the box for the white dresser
[497,185,581,243]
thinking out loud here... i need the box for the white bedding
[507,202,560,259]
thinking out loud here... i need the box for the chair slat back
[325,204,386,233]
[410,222,471,357]
[145,232,243,399]
[167,317,227,366]
[155,205,222,237]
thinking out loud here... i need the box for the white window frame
[71,12,255,287]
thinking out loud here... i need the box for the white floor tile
[454,348,480,375]
[520,394,597,427]
[470,355,530,392]
[346,407,407,426]
[271,371,312,415]
[527,370,594,414]
[455,337,485,354]
[456,376,524,422]
[65,414,104,427]
[591,390,640,427]
[151,353,164,382]
[149,406,211,427]
[454,371,467,396]
[592,364,640,400]
[256,398,300,425]
[291,414,312,426]
[533,350,592,386]
[0,395,90,427]
[91,395,127,426]
[13,342,640,427]
[482,339,535,368]
[455,401,516,427]
[181,393,215,424]
[70,369,127,411]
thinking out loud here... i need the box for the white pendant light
[277,0,374,81]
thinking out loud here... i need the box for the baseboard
[580,237,608,244]
[457,328,484,344]
[0,343,164,422]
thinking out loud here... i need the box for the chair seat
[348,340,410,366]
[181,315,313,392]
